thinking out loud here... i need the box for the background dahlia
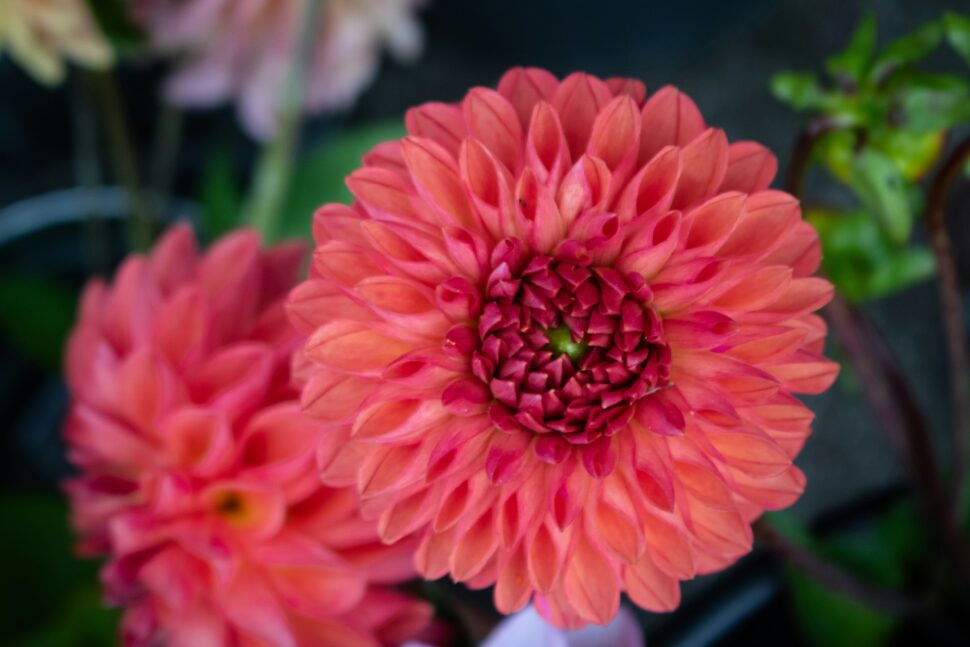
[64,224,431,646]
[288,67,840,628]
[133,0,426,139]
[0,0,112,85]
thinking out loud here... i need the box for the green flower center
[545,324,589,362]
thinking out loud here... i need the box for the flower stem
[824,302,943,501]
[150,102,184,221]
[242,0,324,240]
[923,136,970,522]
[93,71,156,251]
[787,125,970,596]
[73,72,109,275]
[784,117,835,199]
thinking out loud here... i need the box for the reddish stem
[924,136,970,520]
[784,117,835,198]
[786,125,970,593]
[754,521,918,616]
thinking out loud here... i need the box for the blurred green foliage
[0,275,77,369]
[201,144,244,243]
[0,494,116,646]
[202,122,407,244]
[85,0,145,55]
[766,501,930,647]
[772,11,970,302]
[807,209,935,302]
[279,121,407,241]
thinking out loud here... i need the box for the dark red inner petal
[463,237,671,444]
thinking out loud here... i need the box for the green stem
[150,102,184,221]
[73,72,109,275]
[94,71,155,251]
[242,0,324,240]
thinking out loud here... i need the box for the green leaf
[770,72,829,111]
[808,209,934,301]
[280,121,407,241]
[785,565,895,646]
[784,500,934,647]
[785,542,899,647]
[808,209,878,301]
[890,70,970,93]
[0,276,77,369]
[201,145,242,242]
[849,148,913,245]
[870,20,944,81]
[0,494,114,643]
[868,245,936,296]
[826,12,878,83]
[899,85,970,133]
[762,510,815,546]
[943,12,970,66]
[785,536,900,647]
[873,127,945,181]
[817,129,858,184]
[763,512,896,647]
[19,588,119,647]
[875,498,927,571]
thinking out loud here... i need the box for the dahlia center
[545,324,589,362]
[469,239,672,445]
[215,491,244,517]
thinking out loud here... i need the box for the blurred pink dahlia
[133,0,426,138]
[288,68,839,628]
[64,224,431,646]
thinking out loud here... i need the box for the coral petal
[720,142,777,193]
[269,562,366,618]
[672,128,729,210]
[452,509,499,581]
[402,136,478,230]
[528,523,562,593]
[406,102,466,156]
[623,554,681,612]
[495,544,532,614]
[587,95,641,173]
[552,72,613,160]
[708,432,791,478]
[563,533,620,624]
[306,322,412,374]
[639,86,705,164]
[498,66,559,127]
[465,87,522,171]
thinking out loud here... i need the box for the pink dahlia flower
[133,0,426,139]
[288,68,839,628]
[64,224,431,646]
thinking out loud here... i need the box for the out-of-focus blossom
[405,604,644,647]
[0,0,112,85]
[288,68,839,628]
[133,0,426,139]
[64,224,431,646]
[481,604,644,647]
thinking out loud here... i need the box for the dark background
[0,1,964,645]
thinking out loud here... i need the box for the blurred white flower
[0,0,112,85]
[404,604,645,647]
[134,0,427,139]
